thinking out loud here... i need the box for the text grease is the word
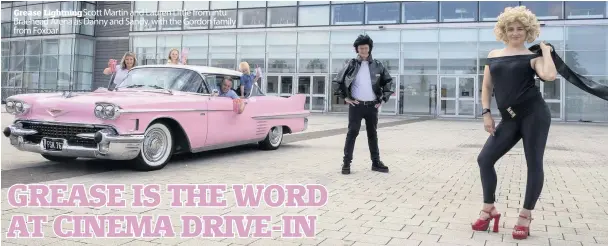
[7,184,328,208]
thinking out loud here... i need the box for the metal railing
[1,88,92,104]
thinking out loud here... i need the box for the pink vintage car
[3,65,310,171]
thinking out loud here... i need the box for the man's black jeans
[343,101,380,165]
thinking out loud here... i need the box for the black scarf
[529,43,608,101]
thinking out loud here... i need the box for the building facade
[2,1,608,122]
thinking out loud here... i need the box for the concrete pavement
[1,112,608,246]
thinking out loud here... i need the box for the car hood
[8,89,203,109]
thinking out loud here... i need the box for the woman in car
[103,51,137,88]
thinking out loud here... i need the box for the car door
[203,74,242,147]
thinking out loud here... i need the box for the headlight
[94,102,121,120]
[5,99,31,115]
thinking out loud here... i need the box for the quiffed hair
[353,34,373,53]
[494,6,541,44]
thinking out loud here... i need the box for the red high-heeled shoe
[471,206,501,232]
[512,214,533,239]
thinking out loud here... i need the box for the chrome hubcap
[143,128,168,163]
[269,127,282,146]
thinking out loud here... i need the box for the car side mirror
[212,89,219,94]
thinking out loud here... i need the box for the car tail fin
[288,94,307,110]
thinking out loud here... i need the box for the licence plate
[42,138,64,151]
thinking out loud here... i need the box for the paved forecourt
[1,113,608,246]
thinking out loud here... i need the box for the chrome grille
[19,121,113,148]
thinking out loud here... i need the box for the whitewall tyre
[259,126,283,150]
[133,123,174,171]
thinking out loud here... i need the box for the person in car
[213,77,246,114]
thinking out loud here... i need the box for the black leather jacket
[529,43,608,101]
[332,55,394,103]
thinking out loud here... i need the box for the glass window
[332,4,364,25]
[566,26,607,51]
[298,31,330,53]
[157,36,182,63]
[565,1,607,19]
[211,9,237,29]
[184,1,209,10]
[365,30,400,74]
[401,74,438,114]
[211,1,237,10]
[565,51,607,76]
[268,1,297,7]
[527,26,565,51]
[183,34,209,66]
[299,6,329,26]
[24,40,40,57]
[366,2,400,24]
[132,36,157,65]
[479,1,519,21]
[77,39,94,56]
[330,31,362,53]
[2,23,12,37]
[27,4,43,20]
[439,29,477,75]
[267,32,297,53]
[440,1,478,22]
[238,1,266,8]
[299,1,329,5]
[403,1,438,23]
[184,11,209,29]
[134,1,157,12]
[478,28,503,51]
[159,1,182,11]
[1,8,11,22]
[159,13,182,31]
[58,39,73,55]
[521,1,563,20]
[268,7,297,27]
[238,8,266,28]
[402,29,438,75]
[209,33,236,52]
[267,32,297,73]
[43,2,60,17]
[132,14,157,31]
[237,33,265,53]
[565,76,608,122]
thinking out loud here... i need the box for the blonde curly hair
[494,6,541,44]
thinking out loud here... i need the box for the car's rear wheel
[132,123,174,171]
[41,154,77,162]
[259,126,283,150]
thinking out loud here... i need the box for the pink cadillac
[3,65,309,171]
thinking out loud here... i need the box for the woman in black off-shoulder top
[470,6,557,240]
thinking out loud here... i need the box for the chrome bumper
[3,124,143,160]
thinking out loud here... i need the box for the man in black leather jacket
[332,34,394,175]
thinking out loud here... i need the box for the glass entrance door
[297,75,327,112]
[265,75,294,97]
[438,76,476,117]
[379,76,399,115]
[536,76,564,120]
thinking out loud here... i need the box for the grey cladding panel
[95,1,131,37]
[93,40,129,89]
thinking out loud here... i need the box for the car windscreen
[117,67,203,92]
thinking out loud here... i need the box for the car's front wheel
[132,123,174,171]
[259,126,283,150]
[41,154,77,162]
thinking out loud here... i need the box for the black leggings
[477,100,552,210]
